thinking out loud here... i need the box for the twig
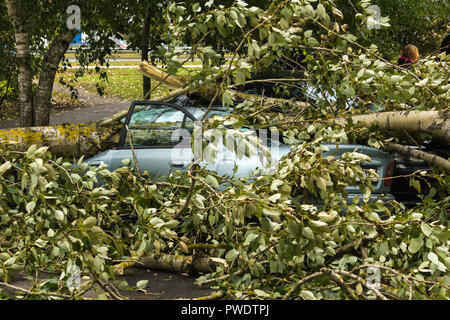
[283,271,325,299]
[125,125,143,178]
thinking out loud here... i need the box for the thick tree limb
[138,61,185,90]
[114,250,227,275]
[383,142,450,172]
[336,111,450,144]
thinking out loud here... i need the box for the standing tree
[2,0,132,127]
[113,1,170,100]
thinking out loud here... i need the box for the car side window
[124,104,185,147]
[183,107,230,134]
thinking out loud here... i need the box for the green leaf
[410,179,421,193]
[225,248,240,262]
[205,174,219,188]
[136,280,148,290]
[244,232,258,246]
[222,90,234,106]
[408,237,423,254]
[254,289,270,297]
[192,195,205,209]
[263,208,280,217]
[302,227,314,239]
[421,222,433,237]
[316,177,327,192]
[0,161,12,176]
[93,256,104,274]
[83,217,97,228]
[300,290,316,300]
[428,252,440,265]
[356,283,363,296]
[55,210,65,221]
[26,201,36,213]
[47,228,55,238]
[310,220,330,233]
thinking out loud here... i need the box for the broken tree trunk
[137,61,185,90]
[0,122,122,157]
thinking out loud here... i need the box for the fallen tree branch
[335,111,450,144]
[137,253,228,274]
[138,61,185,90]
[283,271,325,299]
[114,250,228,275]
[384,142,450,172]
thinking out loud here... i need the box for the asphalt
[2,267,216,300]
[0,86,130,129]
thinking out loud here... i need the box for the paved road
[0,86,130,129]
[3,267,215,300]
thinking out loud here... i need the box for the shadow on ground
[1,267,216,300]
[118,267,216,300]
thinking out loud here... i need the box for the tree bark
[336,111,450,144]
[5,0,33,127]
[141,12,152,100]
[384,142,450,172]
[0,122,122,157]
[114,252,227,275]
[137,61,185,90]
[34,31,77,126]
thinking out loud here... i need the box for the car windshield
[124,104,185,147]
[130,104,185,124]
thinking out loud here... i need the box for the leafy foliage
[0,138,448,299]
[335,0,450,59]
[0,0,449,300]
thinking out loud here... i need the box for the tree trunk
[384,142,450,172]
[141,12,151,100]
[5,0,33,127]
[335,111,450,144]
[0,122,122,157]
[34,31,76,126]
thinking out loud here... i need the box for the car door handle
[169,161,186,169]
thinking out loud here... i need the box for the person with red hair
[398,44,420,69]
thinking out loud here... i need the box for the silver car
[85,98,396,204]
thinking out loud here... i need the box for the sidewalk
[0,86,130,129]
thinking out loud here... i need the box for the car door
[117,101,200,180]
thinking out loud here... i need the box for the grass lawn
[55,67,198,101]
[59,58,203,67]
